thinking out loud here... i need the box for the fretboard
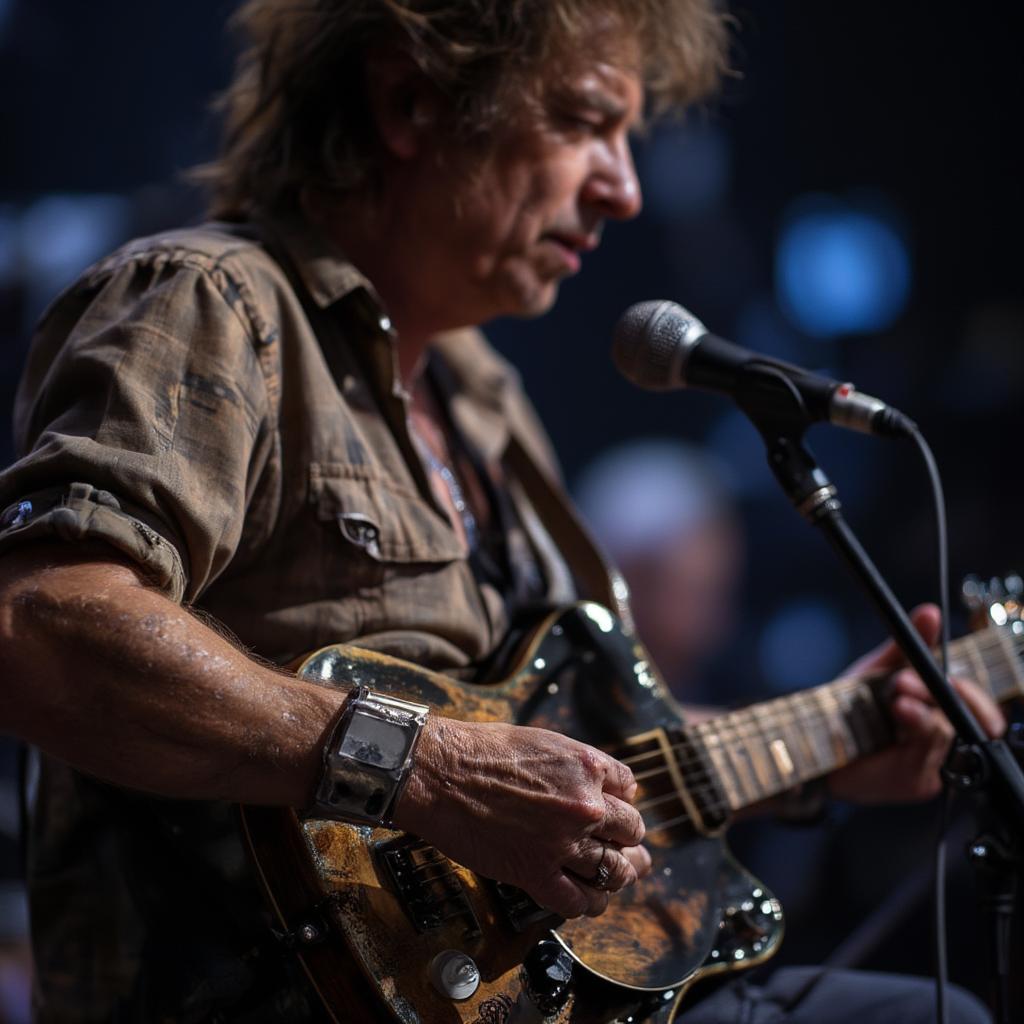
[683,624,1024,814]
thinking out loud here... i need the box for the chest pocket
[310,462,464,566]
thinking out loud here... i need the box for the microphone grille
[611,300,706,391]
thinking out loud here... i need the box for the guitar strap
[503,435,635,635]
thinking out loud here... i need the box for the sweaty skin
[0,543,649,920]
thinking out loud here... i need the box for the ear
[364,48,442,161]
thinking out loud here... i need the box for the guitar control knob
[429,950,480,1000]
[519,939,574,1018]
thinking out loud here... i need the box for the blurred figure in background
[574,439,744,706]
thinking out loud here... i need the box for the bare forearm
[0,545,340,805]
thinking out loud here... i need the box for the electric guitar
[240,579,1024,1024]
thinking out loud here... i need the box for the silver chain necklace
[412,432,480,551]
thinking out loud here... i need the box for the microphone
[612,300,915,438]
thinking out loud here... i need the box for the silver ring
[592,844,611,890]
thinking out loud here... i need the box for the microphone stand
[738,388,1024,1024]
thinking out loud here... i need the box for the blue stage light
[20,194,129,287]
[775,197,911,339]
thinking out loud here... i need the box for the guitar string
[615,628,1020,786]
[622,712,883,794]
[615,679,879,775]
[392,629,1023,880]
[648,631,1019,835]
[649,626,1020,771]
[634,679,1017,819]
[618,654,1017,817]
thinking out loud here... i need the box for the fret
[983,630,1024,703]
[959,634,991,698]
[693,680,874,809]
[817,685,859,766]
[748,703,791,793]
[700,704,770,806]
[694,727,744,811]
[936,628,1024,704]
[672,725,730,831]
[729,708,770,794]
[680,623,1023,817]
[796,690,836,778]
[719,715,763,806]
[786,693,826,781]
[841,680,892,757]
[946,639,975,691]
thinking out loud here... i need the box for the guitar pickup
[376,836,481,940]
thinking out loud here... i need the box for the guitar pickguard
[242,603,785,1023]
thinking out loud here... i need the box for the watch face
[339,709,412,770]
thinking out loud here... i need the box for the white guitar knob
[429,950,480,1000]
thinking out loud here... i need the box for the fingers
[531,868,609,919]
[620,842,652,878]
[889,671,1006,739]
[535,843,651,921]
[952,677,1005,737]
[595,748,638,802]
[595,792,645,847]
[563,839,639,894]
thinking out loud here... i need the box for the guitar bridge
[376,836,481,939]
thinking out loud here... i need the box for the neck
[306,191,455,391]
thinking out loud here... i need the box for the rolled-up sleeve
[0,247,274,604]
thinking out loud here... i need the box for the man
[0,1,1002,1021]
[574,440,744,704]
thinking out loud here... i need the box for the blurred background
[0,1,1022,1020]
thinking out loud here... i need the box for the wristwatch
[310,686,430,826]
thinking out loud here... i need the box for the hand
[392,718,651,919]
[829,604,1005,803]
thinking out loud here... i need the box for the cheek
[495,151,578,242]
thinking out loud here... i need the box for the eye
[556,108,604,134]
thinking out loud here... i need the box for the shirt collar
[264,215,516,462]
[262,214,375,309]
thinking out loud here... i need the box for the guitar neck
[684,625,1024,814]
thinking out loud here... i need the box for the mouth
[542,230,601,273]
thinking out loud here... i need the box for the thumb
[847,603,941,677]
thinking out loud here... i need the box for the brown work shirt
[0,219,623,1021]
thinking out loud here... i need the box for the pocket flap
[310,463,463,564]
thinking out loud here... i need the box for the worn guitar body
[241,603,783,1024]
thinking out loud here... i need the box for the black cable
[908,424,952,1024]
[745,361,811,420]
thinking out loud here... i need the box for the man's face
[396,38,644,330]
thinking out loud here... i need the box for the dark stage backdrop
[0,0,1021,1012]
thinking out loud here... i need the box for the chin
[508,280,562,319]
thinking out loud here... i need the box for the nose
[583,134,643,221]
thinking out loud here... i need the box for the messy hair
[199,0,730,219]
